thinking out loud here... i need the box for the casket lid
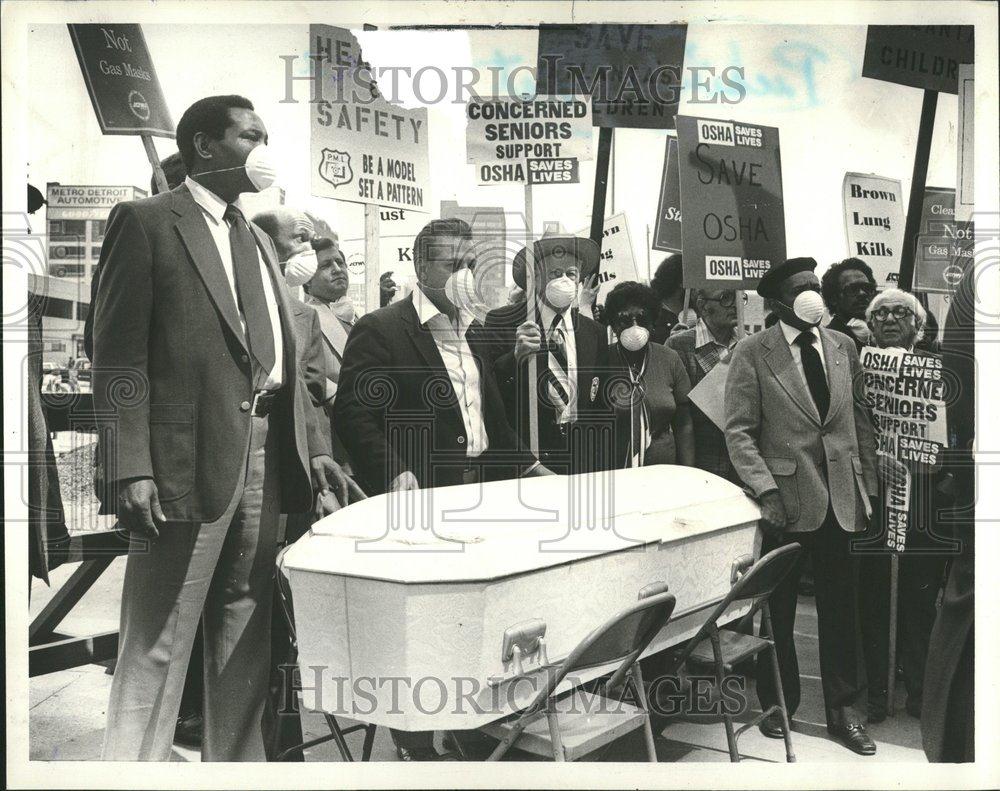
[282,465,759,583]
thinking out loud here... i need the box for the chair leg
[711,630,740,762]
[630,664,658,763]
[361,724,376,762]
[546,701,566,761]
[763,607,796,763]
[323,713,355,761]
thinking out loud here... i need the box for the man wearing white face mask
[94,95,344,760]
[725,257,879,756]
[334,218,550,760]
[486,235,614,475]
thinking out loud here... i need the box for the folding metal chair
[481,591,677,761]
[669,543,803,763]
[273,545,377,762]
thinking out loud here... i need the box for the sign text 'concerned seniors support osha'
[68,24,174,137]
[466,96,593,185]
[675,116,786,290]
[310,25,430,212]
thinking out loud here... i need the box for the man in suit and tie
[725,257,879,755]
[94,95,347,761]
[485,236,614,475]
[334,217,550,759]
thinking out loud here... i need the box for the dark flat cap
[757,256,818,299]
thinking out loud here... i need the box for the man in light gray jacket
[725,257,878,756]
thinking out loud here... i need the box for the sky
[25,22,962,288]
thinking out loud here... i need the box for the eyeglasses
[870,306,914,322]
[701,293,736,308]
[843,282,876,297]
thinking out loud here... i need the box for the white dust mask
[620,325,650,352]
[444,267,478,311]
[545,276,576,310]
[283,248,318,288]
[201,144,278,192]
[792,290,825,326]
[847,317,872,344]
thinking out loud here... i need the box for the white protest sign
[310,25,430,212]
[466,96,593,185]
[842,173,906,288]
[861,346,948,551]
[576,213,640,305]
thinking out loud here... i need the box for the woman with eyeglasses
[667,288,742,483]
[604,281,694,469]
[857,288,952,723]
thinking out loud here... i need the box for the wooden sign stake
[141,135,168,195]
[364,204,381,313]
[898,89,938,291]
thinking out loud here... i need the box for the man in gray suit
[725,257,878,755]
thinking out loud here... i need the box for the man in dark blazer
[333,218,549,759]
[94,95,347,761]
[725,257,879,755]
[483,236,614,475]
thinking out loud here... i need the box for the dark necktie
[795,331,829,420]
[224,204,275,375]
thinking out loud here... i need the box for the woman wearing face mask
[605,281,695,469]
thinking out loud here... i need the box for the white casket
[282,465,761,730]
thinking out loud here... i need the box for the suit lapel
[762,324,822,426]
[821,328,850,424]
[172,187,247,353]
[309,298,351,360]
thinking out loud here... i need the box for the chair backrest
[703,543,803,629]
[517,591,677,714]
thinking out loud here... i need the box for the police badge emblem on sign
[319,148,353,188]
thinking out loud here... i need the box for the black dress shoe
[758,713,787,739]
[829,722,876,755]
[396,745,441,761]
[173,713,203,748]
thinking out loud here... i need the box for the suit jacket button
[241,354,250,363]
[457,436,465,444]
[240,400,251,412]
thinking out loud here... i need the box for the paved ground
[28,555,925,763]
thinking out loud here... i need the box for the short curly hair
[651,254,683,301]
[821,257,876,311]
[603,281,660,326]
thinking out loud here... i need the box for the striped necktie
[547,312,573,422]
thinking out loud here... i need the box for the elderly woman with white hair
[858,287,951,723]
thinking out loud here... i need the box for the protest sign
[842,173,906,288]
[862,25,974,94]
[741,291,767,336]
[536,24,687,129]
[310,25,430,212]
[913,187,974,294]
[575,213,640,305]
[466,96,592,185]
[956,64,974,223]
[68,24,173,137]
[861,345,948,549]
[652,136,682,253]
[675,116,786,290]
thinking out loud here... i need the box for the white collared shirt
[695,319,738,354]
[779,320,827,384]
[539,302,578,418]
[413,286,488,458]
[185,176,284,389]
